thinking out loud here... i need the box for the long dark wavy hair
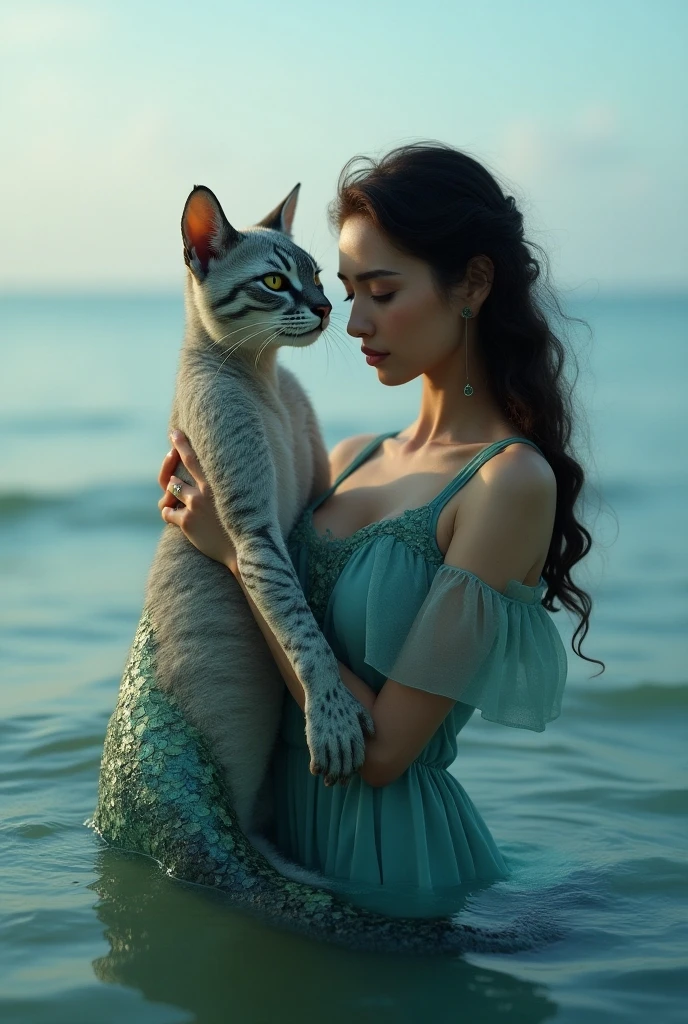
[329,141,602,672]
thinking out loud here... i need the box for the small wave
[0,412,134,437]
[574,681,688,712]
[0,485,159,528]
[0,493,63,520]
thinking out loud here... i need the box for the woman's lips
[361,345,390,366]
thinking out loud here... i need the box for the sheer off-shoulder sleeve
[364,564,568,732]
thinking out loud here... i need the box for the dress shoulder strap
[309,430,399,512]
[428,436,544,533]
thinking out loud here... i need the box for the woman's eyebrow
[336,269,401,283]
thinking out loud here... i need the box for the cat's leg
[233,522,374,782]
[188,393,374,783]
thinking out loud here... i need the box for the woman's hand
[158,430,238,575]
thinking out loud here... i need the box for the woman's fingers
[170,430,208,491]
[158,447,181,510]
[161,503,184,527]
[165,476,196,507]
[160,476,196,523]
[158,448,180,490]
[158,490,177,510]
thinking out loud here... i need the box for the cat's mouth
[281,323,326,338]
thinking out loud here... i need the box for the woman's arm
[360,444,557,786]
[230,567,455,788]
[219,550,457,788]
[230,571,374,716]
[338,445,556,787]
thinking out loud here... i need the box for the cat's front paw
[304,685,375,785]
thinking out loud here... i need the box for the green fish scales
[90,611,557,954]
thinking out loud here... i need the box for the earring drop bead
[462,307,473,396]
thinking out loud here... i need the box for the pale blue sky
[1,0,685,292]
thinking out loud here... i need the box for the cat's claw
[305,686,375,784]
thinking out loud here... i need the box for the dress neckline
[301,505,546,600]
[306,501,445,559]
[307,431,544,558]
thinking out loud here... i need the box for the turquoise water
[1,291,686,1023]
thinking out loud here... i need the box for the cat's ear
[181,186,240,279]
[257,183,300,238]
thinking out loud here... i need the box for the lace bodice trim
[289,504,444,627]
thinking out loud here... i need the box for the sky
[1,0,686,293]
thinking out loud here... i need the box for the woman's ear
[459,254,494,313]
[181,186,240,279]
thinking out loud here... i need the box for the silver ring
[171,481,183,499]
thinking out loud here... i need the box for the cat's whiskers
[321,322,347,348]
[214,331,265,371]
[227,322,279,353]
[211,324,279,382]
[326,318,352,338]
[213,319,280,347]
[322,321,347,346]
[203,321,272,359]
[254,328,285,369]
[326,323,357,356]
[321,323,357,364]
[211,341,248,382]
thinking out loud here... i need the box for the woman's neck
[403,347,513,450]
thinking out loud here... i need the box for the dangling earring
[461,306,474,396]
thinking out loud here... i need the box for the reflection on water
[90,849,559,1024]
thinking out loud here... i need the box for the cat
[142,183,374,836]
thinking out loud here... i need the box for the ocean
[1,290,686,1023]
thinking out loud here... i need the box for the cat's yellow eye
[263,274,283,290]
[314,272,321,286]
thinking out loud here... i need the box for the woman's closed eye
[343,292,395,303]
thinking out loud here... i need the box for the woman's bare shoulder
[327,433,380,483]
[478,441,556,501]
[456,441,557,545]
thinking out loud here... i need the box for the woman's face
[338,214,463,385]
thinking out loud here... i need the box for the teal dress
[271,432,568,918]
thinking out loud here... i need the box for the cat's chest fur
[171,348,315,537]
[255,368,314,533]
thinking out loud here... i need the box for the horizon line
[1,283,687,301]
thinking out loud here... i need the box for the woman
[157,142,599,918]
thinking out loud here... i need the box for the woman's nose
[346,310,373,339]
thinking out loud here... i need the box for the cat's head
[181,184,331,358]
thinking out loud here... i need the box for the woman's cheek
[386,295,422,336]
[390,293,434,344]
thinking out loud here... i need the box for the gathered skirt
[271,731,510,918]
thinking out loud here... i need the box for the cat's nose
[312,303,332,322]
